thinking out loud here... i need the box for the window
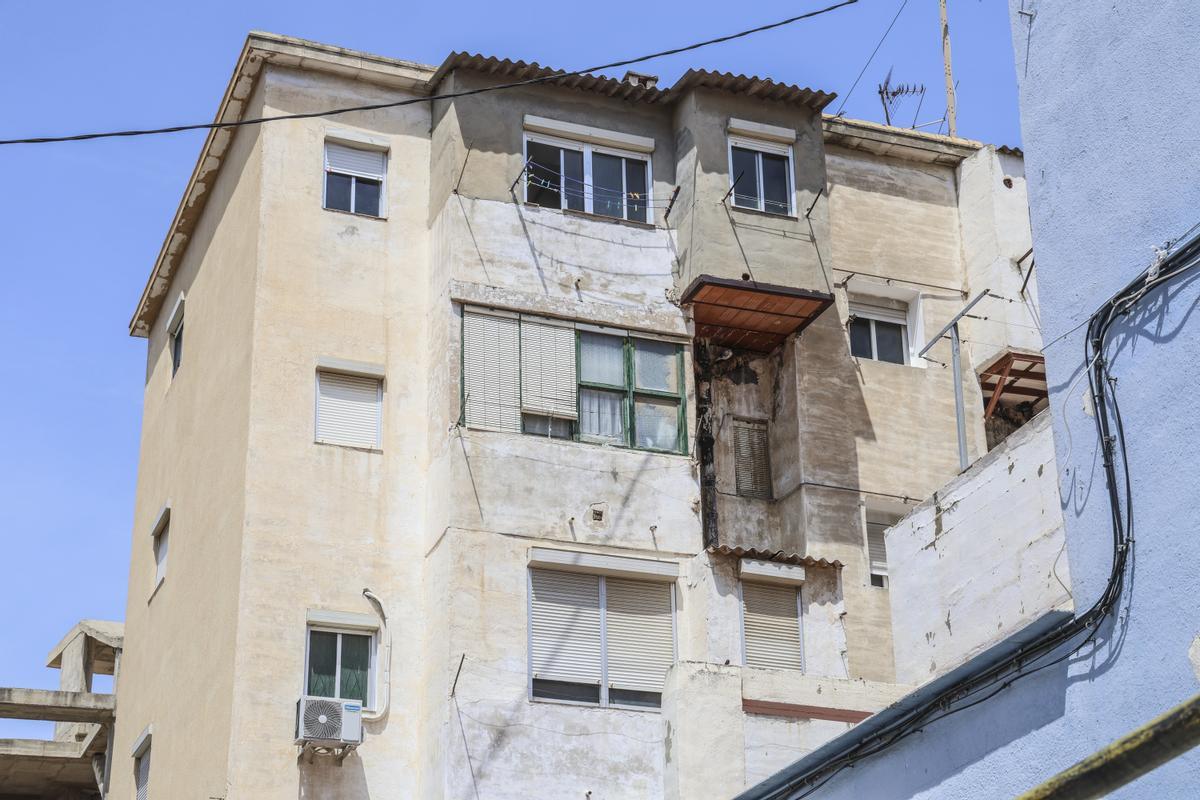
[732,418,771,499]
[152,521,168,589]
[315,370,383,449]
[866,520,890,588]
[324,142,385,218]
[462,309,687,454]
[728,137,793,216]
[305,628,374,707]
[134,745,151,800]
[741,581,803,670]
[528,569,675,709]
[166,295,184,377]
[524,134,650,223]
[849,300,909,365]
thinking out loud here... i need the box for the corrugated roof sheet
[708,544,843,570]
[428,55,835,110]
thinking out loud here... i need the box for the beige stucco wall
[108,75,266,800]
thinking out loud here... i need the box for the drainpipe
[361,589,391,722]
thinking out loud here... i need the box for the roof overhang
[682,275,833,353]
[129,33,435,337]
[45,619,123,674]
[822,115,987,165]
[707,544,842,570]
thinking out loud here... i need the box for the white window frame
[313,366,385,450]
[131,725,152,800]
[522,132,653,222]
[848,302,911,366]
[727,135,796,217]
[865,509,900,589]
[525,568,677,712]
[738,578,806,672]
[322,140,388,219]
[302,625,378,711]
[148,504,170,598]
[165,294,185,379]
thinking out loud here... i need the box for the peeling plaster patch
[944,610,952,635]
[1189,636,1200,683]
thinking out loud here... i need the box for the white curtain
[580,389,624,441]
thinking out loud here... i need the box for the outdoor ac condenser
[296,696,363,746]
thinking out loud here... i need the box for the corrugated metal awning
[707,544,843,570]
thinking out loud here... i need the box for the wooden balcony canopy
[981,351,1049,419]
[681,275,833,353]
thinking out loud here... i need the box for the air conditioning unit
[296,696,363,746]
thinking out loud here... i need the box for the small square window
[306,628,374,707]
[849,301,910,365]
[729,139,794,216]
[324,142,386,218]
[316,370,383,449]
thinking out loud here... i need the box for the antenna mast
[939,0,957,136]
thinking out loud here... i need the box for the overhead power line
[834,0,908,117]
[0,1,858,147]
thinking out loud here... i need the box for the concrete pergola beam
[0,738,86,760]
[0,688,115,723]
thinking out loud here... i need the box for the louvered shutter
[605,578,675,692]
[325,142,386,179]
[867,522,888,574]
[742,582,803,671]
[134,749,151,800]
[529,570,602,685]
[520,318,578,419]
[316,371,382,448]
[463,311,522,432]
[733,419,771,499]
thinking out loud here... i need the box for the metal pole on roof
[939,0,958,137]
[920,289,990,471]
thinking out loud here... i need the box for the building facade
[107,33,1038,800]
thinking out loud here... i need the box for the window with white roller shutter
[316,370,383,449]
[866,518,892,588]
[463,310,522,432]
[741,581,804,671]
[324,141,386,217]
[528,568,675,709]
[520,317,578,436]
[134,745,151,800]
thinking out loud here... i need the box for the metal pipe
[361,589,390,722]
[950,324,967,470]
[1016,693,1200,800]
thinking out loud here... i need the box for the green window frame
[575,332,688,455]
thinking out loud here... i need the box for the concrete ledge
[0,738,85,760]
[0,689,115,723]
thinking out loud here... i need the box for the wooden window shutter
[325,142,386,179]
[463,310,522,432]
[742,582,803,671]
[605,578,675,692]
[520,318,578,419]
[529,570,602,686]
[733,419,772,499]
[867,522,888,574]
[134,748,151,800]
[316,371,382,449]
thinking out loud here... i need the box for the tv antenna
[876,68,925,128]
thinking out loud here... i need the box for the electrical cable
[758,221,1200,800]
[833,0,908,117]
[0,1,859,146]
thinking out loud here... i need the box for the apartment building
[106,32,1041,800]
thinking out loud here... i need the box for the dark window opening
[609,688,662,708]
[532,679,601,704]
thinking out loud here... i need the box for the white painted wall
[886,410,1071,685]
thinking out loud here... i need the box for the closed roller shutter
[325,142,386,179]
[866,522,888,574]
[733,419,771,499]
[521,318,578,420]
[605,578,675,692]
[742,582,803,671]
[316,371,382,449]
[463,310,522,432]
[134,748,151,800]
[529,570,602,685]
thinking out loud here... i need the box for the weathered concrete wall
[957,146,1040,372]
[887,410,1070,684]
[222,64,433,799]
[671,89,832,294]
[108,71,266,800]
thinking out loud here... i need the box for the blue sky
[0,0,1019,738]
